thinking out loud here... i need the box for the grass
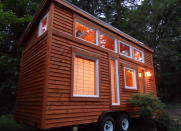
[0,115,37,131]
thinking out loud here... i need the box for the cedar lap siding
[15,0,157,129]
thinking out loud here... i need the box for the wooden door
[138,69,146,93]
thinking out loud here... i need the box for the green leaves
[0,4,33,24]
[129,93,165,118]
[0,0,41,115]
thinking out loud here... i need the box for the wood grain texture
[15,30,47,128]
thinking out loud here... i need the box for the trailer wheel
[100,116,115,131]
[117,114,130,131]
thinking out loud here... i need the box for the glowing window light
[145,71,152,77]
[138,73,142,77]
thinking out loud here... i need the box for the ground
[166,103,181,125]
[0,103,181,131]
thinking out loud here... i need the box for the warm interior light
[145,71,152,77]
[138,73,142,77]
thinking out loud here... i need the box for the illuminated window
[73,54,99,97]
[133,48,144,62]
[119,42,132,57]
[110,59,120,105]
[38,14,48,37]
[124,67,137,89]
[75,21,97,44]
[99,33,115,51]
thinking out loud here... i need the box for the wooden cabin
[15,0,157,130]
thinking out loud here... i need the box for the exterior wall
[45,35,110,128]
[15,4,53,127]
[15,28,47,127]
[42,3,156,129]
[53,5,73,35]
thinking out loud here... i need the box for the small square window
[133,48,144,62]
[119,42,132,57]
[124,67,137,89]
[38,14,48,37]
[75,21,97,44]
[99,33,115,51]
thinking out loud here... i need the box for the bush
[129,93,165,118]
[129,93,176,130]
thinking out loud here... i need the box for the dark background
[0,0,180,116]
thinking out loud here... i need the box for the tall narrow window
[38,14,48,37]
[75,21,97,44]
[110,59,120,105]
[99,33,115,51]
[124,67,137,89]
[119,42,132,58]
[73,54,99,97]
[133,48,144,62]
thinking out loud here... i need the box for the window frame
[74,20,98,45]
[38,13,48,37]
[124,67,137,90]
[72,50,100,98]
[99,32,117,52]
[119,41,133,58]
[133,47,145,63]
[110,58,120,105]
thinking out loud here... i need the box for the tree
[0,0,41,116]
[121,0,181,101]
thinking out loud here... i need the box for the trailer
[15,0,157,131]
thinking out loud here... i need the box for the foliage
[0,115,36,131]
[129,93,165,118]
[129,93,181,130]
[0,0,41,116]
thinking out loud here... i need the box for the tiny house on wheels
[15,0,157,131]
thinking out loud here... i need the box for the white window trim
[99,32,116,52]
[115,39,118,53]
[75,20,98,45]
[111,59,120,105]
[38,13,48,37]
[73,53,99,98]
[119,41,133,59]
[124,67,137,90]
[133,47,145,63]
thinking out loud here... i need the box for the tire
[100,116,115,131]
[117,114,130,131]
